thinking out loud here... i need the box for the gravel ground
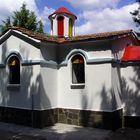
[0,123,139,140]
[0,130,45,140]
[107,128,140,140]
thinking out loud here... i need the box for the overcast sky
[0,0,138,35]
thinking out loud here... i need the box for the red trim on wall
[57,16,64,36]
[122,45,140,61]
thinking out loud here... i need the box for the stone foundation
[0,106,122,130]
[124,116,140,128]
[0,107,58,128]
[57,108,122,130]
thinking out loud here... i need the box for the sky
[0,0,139,35]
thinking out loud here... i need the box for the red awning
[122,45,140,61]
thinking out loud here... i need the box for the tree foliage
[37,20,44,33]
[0,17,12,32]
[131,0,140,29]
[0,3,44,33]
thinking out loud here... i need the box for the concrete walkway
[0,122,139,140]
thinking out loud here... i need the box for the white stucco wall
[0,65,41,110]
[0,66,41,110]
[0,32,137,114]
[58,62,112,111]
[52,18,57,36]
[88,50,112,59]
[58,41,112,64]
[121,66,140,116]
[64,16,69,37]
[110,36,134,111]
[0,35,41,110]
[111,64,122,110]
[0,35,40,63]
[39,65,58,110]
[39,43,58,110]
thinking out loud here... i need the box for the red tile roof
[1,27,133,44]
[49,7,77,19]
[2,27,58,42]
[122,45,140,61]
[66,30,133,42]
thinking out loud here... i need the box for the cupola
[48,7,77,37]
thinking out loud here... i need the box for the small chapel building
[0,7,140,130]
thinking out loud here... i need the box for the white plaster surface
[0,35,41,110]
[58,62,112,111]
[0,29,139,118]
[121,66,140,116]
[88,50,112,59]
[40,66,58,109]
[64,16,69,37]
[0,35,40,63]
[52,17,57,36]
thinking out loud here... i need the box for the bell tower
[48,7,77,37]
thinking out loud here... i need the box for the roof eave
[0,28,41,48]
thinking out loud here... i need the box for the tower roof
[49,7,77,19]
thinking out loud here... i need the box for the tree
[0,17,12,33]
[37,20,44,33]
[0,3,44,33]
[131,0,140,30]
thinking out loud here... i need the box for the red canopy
[122,45,140,61]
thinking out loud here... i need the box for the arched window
[57,16,64,36]
[71,54,85,84]
[8,56,20,84]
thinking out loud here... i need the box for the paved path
[0,122,139,140]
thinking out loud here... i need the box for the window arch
[8,55,20,84]
[71,54,85,84]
